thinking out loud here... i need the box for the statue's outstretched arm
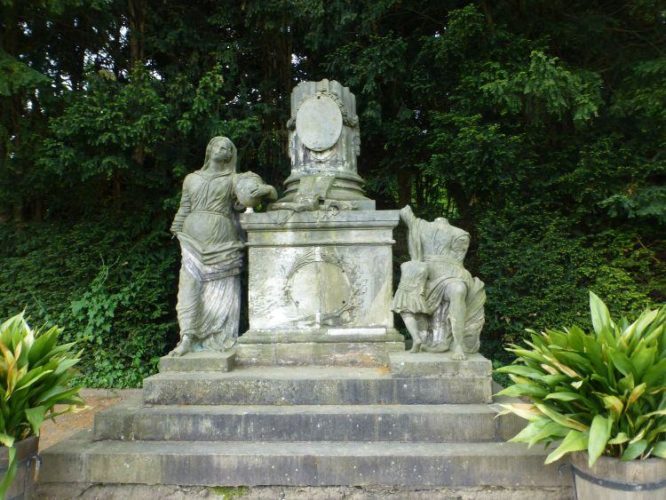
[399,205,416,227]
[235,172,278,208]
[400,205,424,261]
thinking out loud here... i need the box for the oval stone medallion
[296,94,343,152]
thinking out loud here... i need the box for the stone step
[236,330,405,367]
[236,341,405,367]
[143,366,492,405]
[94,397,507,443]
[40,431,570,489]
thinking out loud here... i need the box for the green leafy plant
[0,313,83,497]
[496,292,666,467]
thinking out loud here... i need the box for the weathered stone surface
[279,79,368,205]
[36,483,573,500]
[393,205,485,359]
[94,397,502,443]
[158,351,236,372]
[169,137,277,357]
[240,211,399,335]
[142,366,493,405]
[36,430,96,484]
[39,432,571,488]
[236,340,404,367]
[389,352,492,377]
[296,94,343,152]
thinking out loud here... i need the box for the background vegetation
[1,0,664,386]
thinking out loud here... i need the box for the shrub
[496,292,666,466]
[0,313,83,496]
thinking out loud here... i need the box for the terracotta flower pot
[0,436,39,500]
[570,452,666,500]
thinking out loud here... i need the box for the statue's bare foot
[409,341,422,353]
[452,346,466,360]
[168,335,192,357]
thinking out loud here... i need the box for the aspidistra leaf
[652,441,666,458]
[590,292,613,337]
[588,415,612,466]
[545,429,588,464]
[622,439,648,461]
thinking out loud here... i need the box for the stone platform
[37,352,573,497]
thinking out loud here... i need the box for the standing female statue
[169,136,277,356]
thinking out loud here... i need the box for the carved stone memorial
[237,79,404,366]
[37,80,563,497]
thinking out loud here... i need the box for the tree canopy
[1,1,664,385]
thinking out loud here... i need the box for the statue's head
[203,136,237,172]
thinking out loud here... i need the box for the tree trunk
[1,1,24,222]
[398,169,412,208]
[127,0,146,66]
[127,0,147,184]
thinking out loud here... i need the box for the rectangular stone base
[37,483,573,500]
[158,351,236,372]
[143,366,493,405]
[240,210,400,343]
[237,329,405,367]
[39,432,570,488]
[389,352,492,377]
[236,341,404,367]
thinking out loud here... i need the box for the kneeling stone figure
[392,205,485,360]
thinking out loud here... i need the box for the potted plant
[496,292,665,499]
[0,313,83,499]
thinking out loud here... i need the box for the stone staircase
[37,352,572,498]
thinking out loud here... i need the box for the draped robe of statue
[170,137,275,354]
[400,206,485,353]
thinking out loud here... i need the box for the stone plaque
[285,248,354,326]
[296,94,343,152]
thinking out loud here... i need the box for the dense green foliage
[1,1,664,386]
[497,292,666,465]
[0,219,177,387]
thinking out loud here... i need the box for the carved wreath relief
[284,247,362,327]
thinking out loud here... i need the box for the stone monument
[236,79,404,366]
[37,79,569,498]
[272,79,370,210]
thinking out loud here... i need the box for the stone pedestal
[158,351,236,373]
[278,79,371,206]
[38,352,572,497]
[237,209,404,366]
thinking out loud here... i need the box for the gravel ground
[39,388,142,451]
